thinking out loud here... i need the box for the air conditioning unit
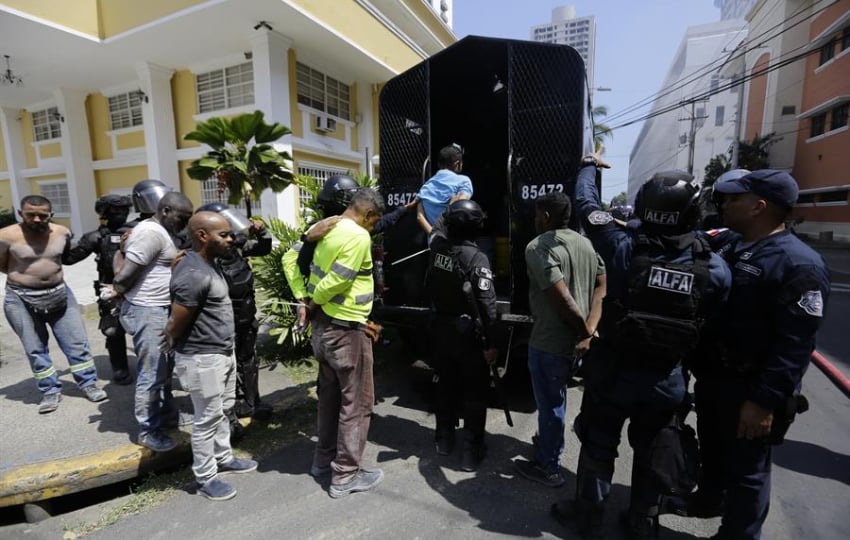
[315,115,337,134]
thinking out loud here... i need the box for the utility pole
[680,99,709,175]
[730,71,746,167]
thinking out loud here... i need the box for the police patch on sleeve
[587,210,614,226]
[797,290,824,317]
[475,267,493,291]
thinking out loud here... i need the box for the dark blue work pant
[574,359,686,517]
[695,376,772,540]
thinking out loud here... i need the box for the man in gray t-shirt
[514,193,606,488]
[166,212,257,502]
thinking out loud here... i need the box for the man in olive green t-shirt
[514,192,606,488]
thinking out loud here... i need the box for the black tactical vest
[219,251,256,324]
[96,226,123,284]
[609,234,712,369]
[426,234,473,316]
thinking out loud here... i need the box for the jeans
[528,345,575,472]
[311,312,375,485]
[4,285,98,394]
[120,302,171,436]
[174,351,236,483]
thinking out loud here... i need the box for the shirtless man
[0,195,107,413]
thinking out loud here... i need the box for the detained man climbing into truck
[416,144,473,237]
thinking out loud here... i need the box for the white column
[136,62,180,190]
[250,29,297,224]
[54,89,98,235]
[357,82,377,178]
[0,107,30,212]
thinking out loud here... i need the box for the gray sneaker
[197,477,237,501]
[138,431,177,452]
[82,385,108,403]
[329,469,384,499]
[38,392,62,414]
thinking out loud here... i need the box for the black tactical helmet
[610,204,634,221]
[316,174,359,216]
[634,170,699,232]
[94,194,132,216]
[197,202,252,234]
[132,179,172,214]
[444,199,486,235]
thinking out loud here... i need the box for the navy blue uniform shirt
[717,229,830,411]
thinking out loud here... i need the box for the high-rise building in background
[530,5,597,88]
[715,0,758,20]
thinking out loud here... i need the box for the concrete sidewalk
[0,258,297,516]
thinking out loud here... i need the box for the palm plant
[184,110,294,217]
[592,105,613,152]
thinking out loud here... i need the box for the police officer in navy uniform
[63,194,134,384]
[425,199,499,472]
[689,170,830,540]
[555,151,731,539]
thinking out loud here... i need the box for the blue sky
[452,0,720,202]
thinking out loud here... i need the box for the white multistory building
[530,5,597,89]
[715,0,758,20]
[628,20,747,201]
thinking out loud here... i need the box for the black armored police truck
[373,35,596,368]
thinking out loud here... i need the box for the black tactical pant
[233,319,260,416]
[430,315,490,447]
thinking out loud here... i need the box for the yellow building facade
[0,0,455,233]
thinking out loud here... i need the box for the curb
[0,393,302,510]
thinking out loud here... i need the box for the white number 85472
[521,184,564,199]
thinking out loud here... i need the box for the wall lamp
[132,89,148,103]
[50,111,64,123]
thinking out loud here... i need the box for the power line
[602,0,835,126]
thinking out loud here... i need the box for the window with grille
[810,113,827,137]
[200,177,264,215]
[295,62,351,120]
[32,107,62,142]
[39,182,71,215]
[196,62,254,114]
[296,165,348,207]
[830,103,848,131]
[108,92,144,130]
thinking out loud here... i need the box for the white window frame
[295,62,351,121]
[108,92,144,130]
[32,107,62,142]
[195,61,254,114]
[200,177,264,216]
[296,163,349,208]
[37,180,71,217]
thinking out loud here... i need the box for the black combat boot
[619,510,659,539]
[550,499,606,539]
[435,428,455,456]
[460,437,486,472]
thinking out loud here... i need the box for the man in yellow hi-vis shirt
[301,188,386,499]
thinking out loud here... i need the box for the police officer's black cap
[713,169,798,209]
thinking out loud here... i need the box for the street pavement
[0,245,848,539]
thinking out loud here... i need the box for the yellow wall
[290,0,423,73]
[21,112,36,169]
[0,180,13,211]
[116,130,145,151]
[288,50,303,138]
[0,127,7,172]
[87,93,113,161]
[98,0,207,38]
[400,0,455,46]
[38,142,62,160]
[173,70,199,149]
[94,165,148,196]
[372,83,383,155]
[3,0,99,38]
[293,150,360,172]
[178,160,202,207]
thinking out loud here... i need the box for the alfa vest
[426,234,472,316]
[96,226,123,284]
[219,250,256,325]
[606,234,712,369]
